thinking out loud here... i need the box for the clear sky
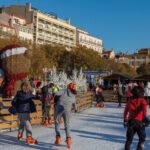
[0,0,150,54]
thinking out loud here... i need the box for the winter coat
[12,91,37,113]
[144,82,150,97]
[41,85,49,99]
[124,98,147,122]
[54,89,77,111]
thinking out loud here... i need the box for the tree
[137,63,150,75]
[30,45,51,78]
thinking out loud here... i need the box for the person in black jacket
[12,82,38,145]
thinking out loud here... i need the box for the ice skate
[17,132,23,141]
[54,135,61,145]
[66,137,72,149]
[26,136,38,145]
[48,119,53,125]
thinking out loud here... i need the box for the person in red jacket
[95,85,105,108]
[124,86,147,150]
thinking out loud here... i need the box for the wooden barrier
[102,90,127,103]
[0,92,93,131]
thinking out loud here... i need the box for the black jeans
[96,94,104,103]
[125,120,146,150]
[118,94,122,105]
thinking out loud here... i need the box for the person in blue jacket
[11,81,38,145]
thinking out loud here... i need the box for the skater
[11,82,38,145]
[113,83,117,98]
[48,83,65,124]
[54,82,77,148]
[144,81,150,107]
[117,82,123,107]
[42,90,53,126]
[41,83,56,126]
[124,86,148,150]
[95,85,105,107]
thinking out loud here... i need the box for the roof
[0,23,14,29]
[103,50,113,55]
[103,72,132,80]
[133,74,150,81]
[0,44,21,53]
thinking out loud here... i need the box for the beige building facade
[0,23,15,37]
[0,12,33,41]
[77,29,103,54]
[1,3,76,48]
[116,54,150,69]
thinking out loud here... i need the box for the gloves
[124,121,128,128]
[142,117,150,127]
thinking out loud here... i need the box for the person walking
[124,86,148,150]
[11,82,38,145]
[54,82,77,148]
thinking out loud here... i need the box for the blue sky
[0,0,150,54]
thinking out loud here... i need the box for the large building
[77,29,103,54]
[1,3,76,49]
[115,49,150,69]
[1,3,103,53]
[138,48,150,55]
[0,23,15,38]
[0,12,33,41]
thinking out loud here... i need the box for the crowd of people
[112,81,150,108]
[0,78,150,150]
[9,80,77,148]
[89,80,150,150]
